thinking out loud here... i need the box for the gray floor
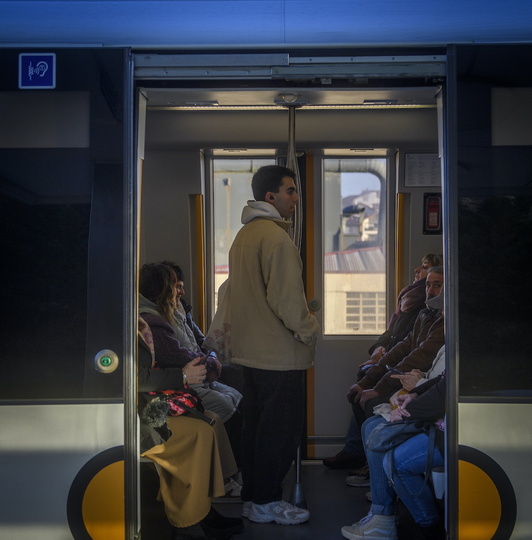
[141,460,372,540]
[212,461,371,540]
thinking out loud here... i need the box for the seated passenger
[341,374,446,540]
[361,253,443,369]
[139,263,242,424]
[374,343,446,419]
[158,260,208,352]
[138,316,243,540]
[353,266,444,416]
[161,260,244,398]
[323,254,442,470]
[346,343,445,492]
[343,270,444,486]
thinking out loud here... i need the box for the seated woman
[341,374,446,540]
[140,262,242,425]
[138,316,242,540]
[157,261,244,470]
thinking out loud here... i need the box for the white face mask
[426,293,444,312]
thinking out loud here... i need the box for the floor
[141,460,374,540]
[214,461,371,540]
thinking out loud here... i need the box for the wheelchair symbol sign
[19,53,56,89]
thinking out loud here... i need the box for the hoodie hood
[139,294,160,316]
[241,200,288,224]
[426,292,444,315]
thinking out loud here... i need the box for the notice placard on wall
[18,53,56,89]
[404,153,441,187]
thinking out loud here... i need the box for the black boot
[200,507,243,539]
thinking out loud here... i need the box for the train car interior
[135,51,444,540]
[2,39,532,540]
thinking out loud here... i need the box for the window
[211,157,276,305]
[322,158,387,335]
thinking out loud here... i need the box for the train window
[211,157,275,305]
[322,158,386,335]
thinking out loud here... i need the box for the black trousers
[240,366,306,505]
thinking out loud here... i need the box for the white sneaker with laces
[248,500,310,525]
[341,513,396,540]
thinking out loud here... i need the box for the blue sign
[19,53,56,89]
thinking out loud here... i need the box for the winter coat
[406,374,446,452]
[368,278,427,355]
[181,298,206,351]
[358,306,445,397]
[227,201,319,371]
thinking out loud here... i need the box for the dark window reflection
[458,194,532,395]
[0,193,90,398]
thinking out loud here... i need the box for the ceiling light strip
[147,104,436,111]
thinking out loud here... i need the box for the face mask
[426,293,444,312]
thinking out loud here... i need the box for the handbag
[366,419,429,452]
[141,389,215,428]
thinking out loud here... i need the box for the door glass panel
[322,158,387,335]
[454,45,532,396]
[211,157,275,306]
[0,49,126,400]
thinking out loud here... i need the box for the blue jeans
[344,415,364,456]
[240,366,306,505]
[362,415,443,527]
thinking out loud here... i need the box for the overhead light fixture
[278,93,300,103]
[182,100,219,107]
[274,93,308,107]
[148,103,434,111]
[363,99,397,105]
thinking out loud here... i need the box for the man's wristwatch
[182,372,187,386]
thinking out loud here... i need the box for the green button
[100,356,112,367]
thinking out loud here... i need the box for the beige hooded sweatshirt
[226,201,319,371]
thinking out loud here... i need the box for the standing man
[227,165,319,525]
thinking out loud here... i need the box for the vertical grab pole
[285,102,306,508]
[289,445,307,509]
[286,104,303,251]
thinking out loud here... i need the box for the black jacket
[406,374,446,452]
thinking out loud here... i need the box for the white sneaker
[241,501,252,518]
[341,513,396,540]
[248,500,310,525]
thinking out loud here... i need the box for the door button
[308,298,321,311]
[94,349,119,373]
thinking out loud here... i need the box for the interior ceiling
[143,86,439,108]
[141,84,440,153]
